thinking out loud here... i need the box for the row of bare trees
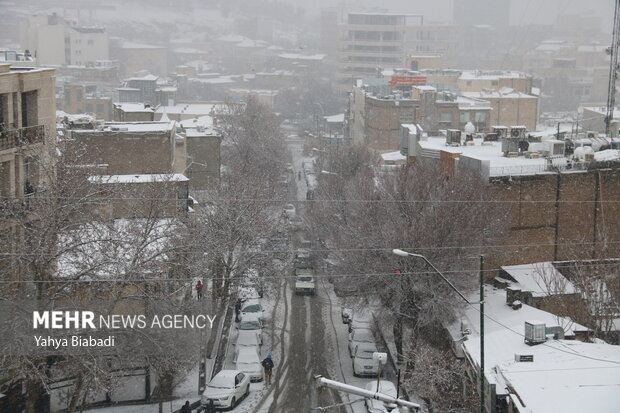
[305,144,509,411]
[0,96,288,412]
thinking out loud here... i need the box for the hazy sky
[294,0,613,26]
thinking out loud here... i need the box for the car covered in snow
[352,342,379,377]
[348,328,375,357]
[238,313,262,331]
[348,316,373,333]
[283,203,296,218]
[364,380,399,413]
[341,307,353,324]
[234,347,263,382]
[294,268,315,295]
[240,299,264,320]
[235,329,262,350]
[201,370,250,409]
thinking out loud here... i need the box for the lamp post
[392,249,485,413]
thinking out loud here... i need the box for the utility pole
[606,0,620,136]
[479,255,485,413]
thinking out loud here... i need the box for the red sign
[388,75,427,86]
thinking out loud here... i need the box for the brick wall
[486,168,620,272]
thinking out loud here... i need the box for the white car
[348,328,375,357]
[283,203,296,218]
[234,347,263,382]
[238,313,263,331]
[341,307,353,324]
[236,329,262,349]
[348,316,373,333]
[201,370,250,409]
[365,380,399,413]
[294,268,315,295]
[352,342,379,377]
[241,299,264,320]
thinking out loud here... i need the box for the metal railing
[0,125,45,151]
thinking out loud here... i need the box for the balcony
[0,125,45,151]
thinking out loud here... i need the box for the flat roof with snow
[501,262,577,297]
[88,174,189,184]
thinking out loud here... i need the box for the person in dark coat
[204,400,215,413]
[196,280,203,299]
[180,400,191,413]
[261,354,274,385]
[235,298,242,322]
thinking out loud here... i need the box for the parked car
[289,216,304,230]
[348,328,375,357]
[236,329,262,349]
[348,316,373,334]
[294,249,312,269]
[294,268,315,295]
[365,380,399,413]
[234,347,263,382]
[283,203,296,218]
[238,313,262,331]
[341,307,353,324]
[200,370,250,410]
[240,299,263,320]
[352,342,379,377]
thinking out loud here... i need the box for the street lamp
[392,249,486,413]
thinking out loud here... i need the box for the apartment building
[348,79,490,151]
[0,64,56,198]
[62,83,112,120]
[20,14,109,66]
[335,12,457,92]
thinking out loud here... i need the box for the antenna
[606,0,620,136]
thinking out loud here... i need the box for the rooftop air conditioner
[524,321,546,345]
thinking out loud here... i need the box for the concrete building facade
[0,64,56,198]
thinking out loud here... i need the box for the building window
[96,104,104,113]
[474,112,486,122]
[86,103,94,112]
[439,112,452,123]
[491,80,498,86]
[88,39,94,45]
[460,111,470,123]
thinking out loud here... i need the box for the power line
[3,240,620,257]
[2,262,620,283]
[2,196,620,204]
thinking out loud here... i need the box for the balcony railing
[0,125,46,151]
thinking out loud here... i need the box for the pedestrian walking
[235,298,242,322]
[180,400,191,413]
[297,170,301,181]
[196,280,203,299]
[261,354,274,385]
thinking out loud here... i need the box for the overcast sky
[295,0,613,27]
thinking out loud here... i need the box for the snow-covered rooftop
[156,103,222,116]
[462,87,538,99]
[417,136,569,177]
[501,262,578,297]
[380,151,406,162]
[459,70,530,80]
[88,174,189,184]
[113,103,155,113]
[278,53,326,61]
[90,121,175,133]
[447,287,618,412]
[323,113,345,123]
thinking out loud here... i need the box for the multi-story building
[0,64,56,198]
[462,88,539,131]
[335,12,457,93]
[20,14,109,66]
[399,126,620,271]
[62,84,112,120]
[348,79,490,151]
